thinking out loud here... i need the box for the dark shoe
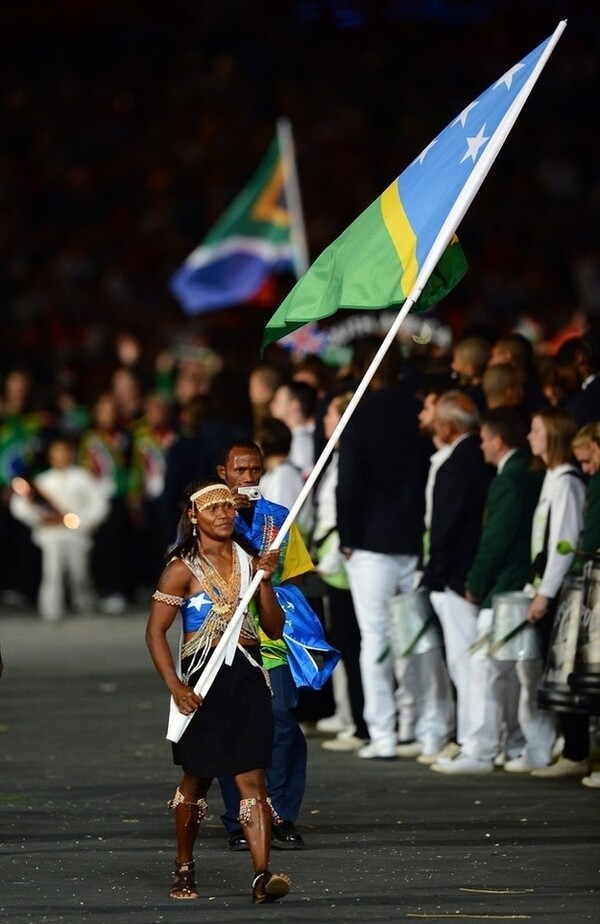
[272,820,305,850]
[228,830,249,851]
[252,869,292,904]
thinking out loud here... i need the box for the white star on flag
[189,592,211,611]
[460,124,490,164]
[451,100,479,128]
[494,62,525,91]
[413,138,437,166]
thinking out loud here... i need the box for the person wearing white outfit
[312,392,369,750]
[269,381,316,481]
[10,438,109,622]
[336,344,432,759]
[256,417,313,541]
[396,386,457,763]
[433,408,542,774]
[421,391,494,753]
[503,408,586,773]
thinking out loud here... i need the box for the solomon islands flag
[261,26,565,353]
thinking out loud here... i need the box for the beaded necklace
[197,545,240,615]
[179,545,258,671]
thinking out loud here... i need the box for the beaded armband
[152,590,184,607]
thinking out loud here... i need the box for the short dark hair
[481,407,528,449]
[255,417,292,457]
[284,380,317,420]
[220,439,262,466]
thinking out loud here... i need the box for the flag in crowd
[170,119,307,315]
[261,22,566,353]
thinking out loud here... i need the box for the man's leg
[514,659,556,767]
[430,589,478,748]
[267,663,307,847]
[345,551,414,754]
[406,648,454,756]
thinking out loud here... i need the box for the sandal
[252,869,292,904]
[169,859,198,900]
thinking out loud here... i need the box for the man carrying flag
[170,119,308,315]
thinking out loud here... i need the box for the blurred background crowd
[1,0,599,618]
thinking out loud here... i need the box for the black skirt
[172,645,273,778]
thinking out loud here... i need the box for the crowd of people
[3,3,599,400]
[4,2,600,908]
[2,324,600,788]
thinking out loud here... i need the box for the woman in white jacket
[10,438,108,621]
[504,408,585,773]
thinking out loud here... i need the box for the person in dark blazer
[422,391,494,754]
[337,342,436,759]
[465,410,544,608]
[555,333,600,428]
[433,407,543,774]
[421,392,494,597]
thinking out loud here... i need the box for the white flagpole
[168,22,566,742]
[272,14,566,540]
[166,300,414,742]
[277,117,310,277]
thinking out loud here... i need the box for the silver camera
[237,486,261,501]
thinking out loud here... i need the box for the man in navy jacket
[337,344,438,759]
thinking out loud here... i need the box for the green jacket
[572,470,600,573]
[466,449,544,608]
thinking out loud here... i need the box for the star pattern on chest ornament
[189,592,211,611]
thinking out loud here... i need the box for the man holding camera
[215,440,313,850]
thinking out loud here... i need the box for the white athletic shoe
[431,755,494,775]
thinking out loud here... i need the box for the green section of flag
[204,138,290,246]
[260,200,467,353]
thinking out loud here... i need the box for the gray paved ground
[1,609,598,923]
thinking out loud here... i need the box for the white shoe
[99,594,127,614]
[41,611,65,624]
[431,755,494,775]
[582,771,600,789]
[396,742,423,758]
[336,726,361,740]
[531,757,590,778]
[357,741,396,760]
[417,742,460,766]
[315,715,353,735]
[504,755,550,773]
[322,735,368,752]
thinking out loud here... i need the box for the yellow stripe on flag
[380,181,418,297]
[251,163,289,226]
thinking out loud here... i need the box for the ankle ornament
[239,796,282,827]
[167,788,208,825]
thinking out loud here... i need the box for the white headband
[190,484,234,512]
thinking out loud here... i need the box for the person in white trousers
[10,438,109,622]
[421,391,494,754]
[432,408,543,774]
[501,408,586,773]
[336,344,433,759]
